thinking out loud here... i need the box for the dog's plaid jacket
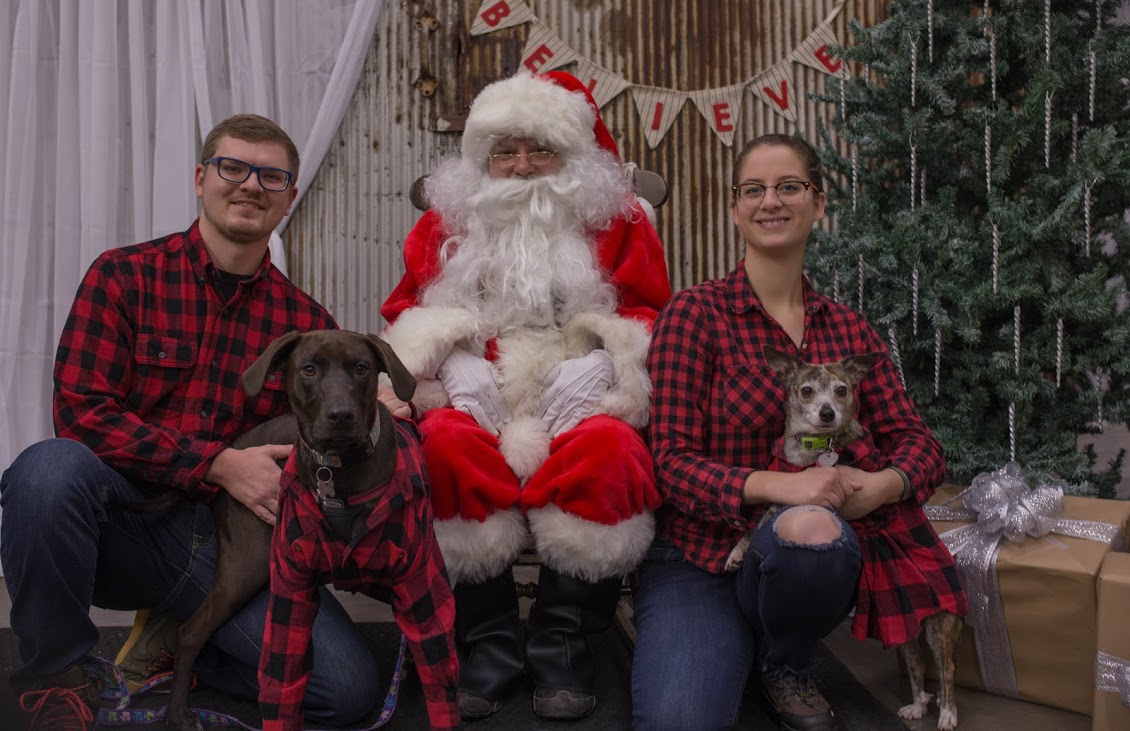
[52,220,335,499]
[259,419,459,730]
[648,265,966,643]
[768,433,968,647]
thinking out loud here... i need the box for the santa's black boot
[525,565,623,719]
[454,567,525,719]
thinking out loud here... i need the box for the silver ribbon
[924,462,1123,698]
[1095,651,1130,708]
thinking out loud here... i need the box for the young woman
[631,134,966,731]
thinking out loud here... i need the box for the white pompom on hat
[461,70,621,167]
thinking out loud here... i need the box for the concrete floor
[1,572,1098,731]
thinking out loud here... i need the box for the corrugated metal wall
[286,0,886,334]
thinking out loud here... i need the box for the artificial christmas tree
[812,0,1130,494]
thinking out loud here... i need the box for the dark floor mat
[1,623,906,729]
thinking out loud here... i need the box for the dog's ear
[365,334,417,402]
[762,345,800,380]
[242,330,304,396]
[840,351,883,384]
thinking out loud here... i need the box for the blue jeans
[0,438,379,725]
[631,509,862,731]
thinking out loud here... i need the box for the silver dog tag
[817,449,839,467]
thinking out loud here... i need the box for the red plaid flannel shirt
[647,265,947,574]
[52,220,335,499]
[258,419,459,730]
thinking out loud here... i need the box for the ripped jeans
[631,507,861,731]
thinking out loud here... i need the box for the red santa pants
[419,408,660,524]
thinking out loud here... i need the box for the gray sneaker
[532,687,597,719]
[760,665,838,731]
[458,690,502,720]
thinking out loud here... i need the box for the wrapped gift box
[1094,551,1130,730]
[924,480,1130,716]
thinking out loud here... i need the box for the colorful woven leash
[88,632,408,729]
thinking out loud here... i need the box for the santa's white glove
[437,347,512,436]
[539,349,615,439]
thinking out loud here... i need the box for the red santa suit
[381,71,671,587]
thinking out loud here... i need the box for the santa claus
[380,70,670,720]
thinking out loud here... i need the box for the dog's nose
[819,405,836,423]
[325,405,356,426]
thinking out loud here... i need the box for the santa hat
[461,70,620,167]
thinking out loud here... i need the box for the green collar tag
[799,435,832,451]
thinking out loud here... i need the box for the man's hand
[205,444,292,526]
[437,347,512,435]
[539,349,615,438]
[377,383,412,418]
[835,465,903,520]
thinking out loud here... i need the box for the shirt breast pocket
[718,362,780,432]
[130,334,197,411]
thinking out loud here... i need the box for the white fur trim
[564,313,652,428]
[636,196,657,225]
[462,73,599,166]
[382,306,480,379]
[433,509,529,586]
[498,414,552,483]
[527,505,655,582]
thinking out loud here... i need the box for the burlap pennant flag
[572,59,631,108]
[520,21,578,74]
[793,17,844,76]
[690,84,745,147]
[470,0,536,36]
[751,60,798,123]
[632,86,688,149]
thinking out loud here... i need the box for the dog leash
[87,632,408,729]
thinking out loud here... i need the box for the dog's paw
[937,707,957,730]
[897,692,932,720]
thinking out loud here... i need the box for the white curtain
[0,0,384,547]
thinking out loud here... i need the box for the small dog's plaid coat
[768,431,968,647]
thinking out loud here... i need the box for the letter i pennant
[632,86,688,150]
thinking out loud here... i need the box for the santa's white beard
[421,155,633,332]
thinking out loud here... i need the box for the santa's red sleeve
[380,209,447,327]
[597,200,672,327]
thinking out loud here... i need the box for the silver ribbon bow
[925,462,1123,698]
[1096,651,1130,708]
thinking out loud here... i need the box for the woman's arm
[841,323,946,514]
[648,290,754,527]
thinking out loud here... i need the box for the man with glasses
[1,114,383,729]
[380,71,671,721]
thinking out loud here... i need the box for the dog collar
[299,422,382,469]
[797,435,833,451]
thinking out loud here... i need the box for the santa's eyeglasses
[488,150,558,172]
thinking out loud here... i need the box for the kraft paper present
[1093,551,1130,731]
[925,482,1130,716]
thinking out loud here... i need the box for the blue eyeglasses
[203,157,293,192]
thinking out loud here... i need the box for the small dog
[723,346,880,573]
[164,329,449,731]
[724,345,962,730]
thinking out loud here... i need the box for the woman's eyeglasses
[731,180,816,206]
